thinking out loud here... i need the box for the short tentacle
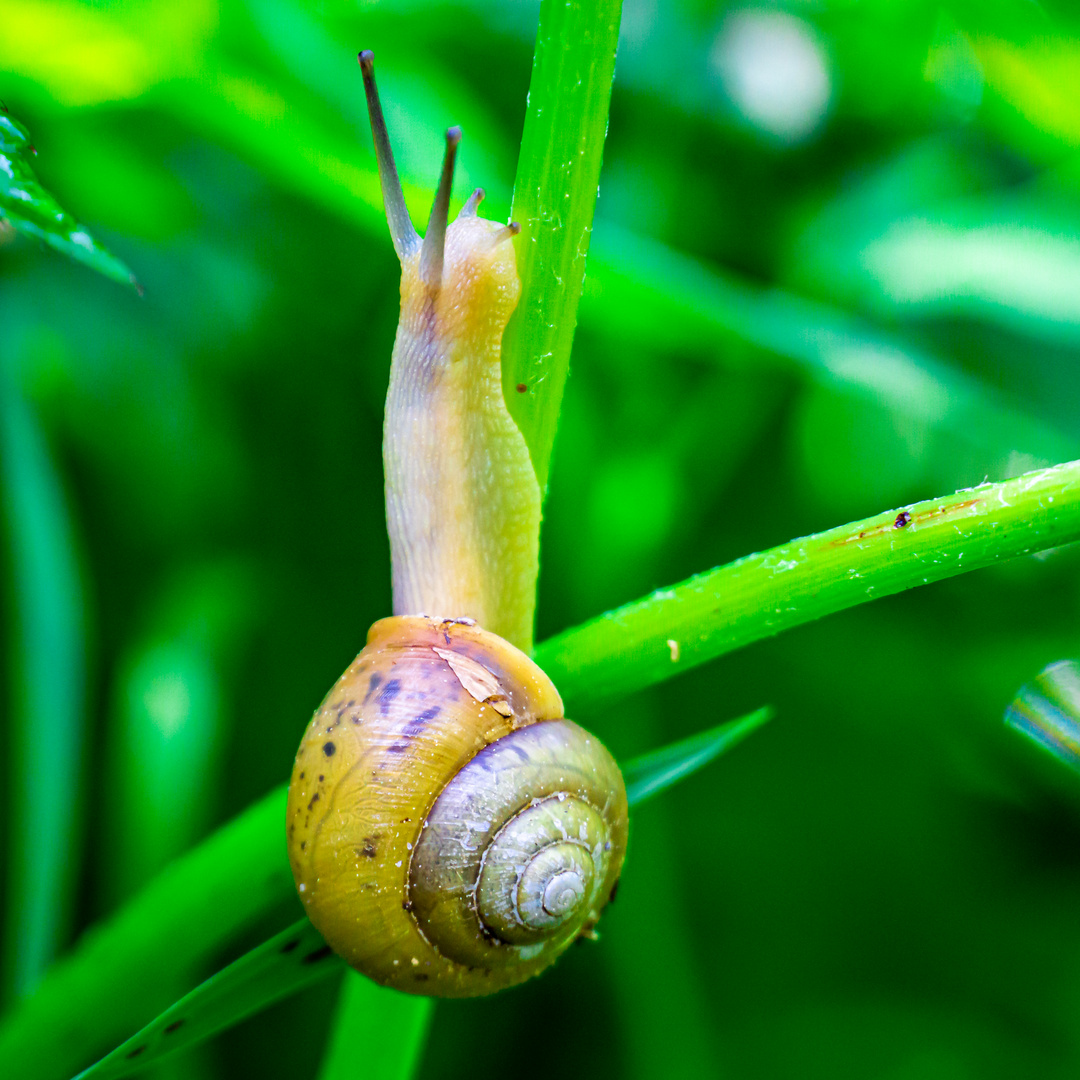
[490,222,521,248]
[458,187,485,219]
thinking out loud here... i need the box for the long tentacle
[358,50,419,261]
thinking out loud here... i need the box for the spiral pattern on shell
[286,615,628,997]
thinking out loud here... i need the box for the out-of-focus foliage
[5,1,1080,1079]
[1006,659,1080,773]
[0,106,138,288]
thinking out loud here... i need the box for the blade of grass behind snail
[0,372,88,1002]
[500,0,624,494]
[7,462,1080,1079]
[317,973,432,1080]
[623,707,772,806]
[0,788,291,1080]
[63,711,768,1080]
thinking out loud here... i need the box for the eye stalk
[357,50,418,261]
[420,126,461,289]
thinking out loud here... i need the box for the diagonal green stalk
[6,461,1080,1079]
[622,707,771,806]
[537,459,1080,708]
[502,0,624,492]
[70,920,341,1080]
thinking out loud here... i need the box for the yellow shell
[286,615,628,997]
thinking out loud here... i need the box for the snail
[285,53,628,997]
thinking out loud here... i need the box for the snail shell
[286,615,628,997]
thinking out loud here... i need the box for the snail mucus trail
[286,51,628,998]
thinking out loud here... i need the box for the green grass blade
[0,108,139,290]
[536,459,1080,709]
[67,923,431,1080]
[0,375,86,1002]
[72,920,341,1080]
[502,0,624,492]
[623,707,772,808]
[318,973,431,1080]
[0,786,292,1080]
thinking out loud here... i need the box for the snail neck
[383,216,539,651]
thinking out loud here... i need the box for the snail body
[287,616,628,997]
[360,50,540,649]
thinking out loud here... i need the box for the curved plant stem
[537,460,1080,708]
[502,0,624,492]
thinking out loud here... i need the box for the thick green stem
[503,0,624,493]
[537,460,1080,708]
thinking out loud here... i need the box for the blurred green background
[5,0,1080,1077]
